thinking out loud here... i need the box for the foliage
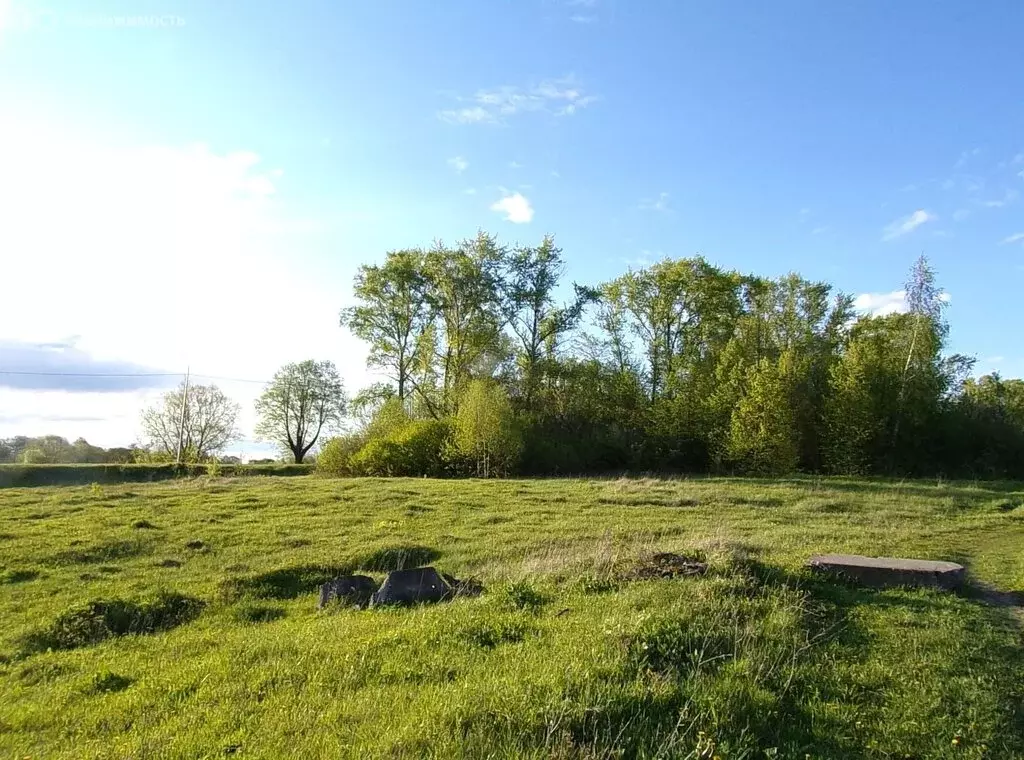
[139,381,240,462]
[255,360,347,463]
[337,244,1023,478]
[454,380,522,477]
[314,434,366,477]
[0,436,136,465]
[350,418,455,477]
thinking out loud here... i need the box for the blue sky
[1,0,1023,450]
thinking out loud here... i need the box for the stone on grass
[807,554,965,590]
[317,575,377,609]
[371,567,451,607]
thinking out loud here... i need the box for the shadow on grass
[218,544,442,602]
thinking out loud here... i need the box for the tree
[423,234,505,413]
[454,379,522,477]
[340,250,432,402]
[140,382,240,462]
[501,235,591,409]
[726,352,799,475]
[255,360,347,464]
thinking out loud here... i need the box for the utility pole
[175,367,191,465]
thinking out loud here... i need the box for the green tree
[423,233,505,413]
[340,250,432,402]
[726,352,799,475]
[501,235,592,409]
[255,360,348,464]
[455,379,522,477]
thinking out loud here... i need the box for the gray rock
[371,567,451,607]
[807,554,965,590]
[317,575,378,609]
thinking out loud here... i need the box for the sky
[1,0,1023,455]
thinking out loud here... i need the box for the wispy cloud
[509,160,523,169]
[954,147,981,169]
[811,226,830,235]
[490,192,534,223]
[463,187,477,195]
[570,14,597,23]
[1000,232,1024,246]
[438,106,496,125]
[881,209,936,241]
[550,170,561,179]
[899,184,918,192]
[438,75,598,124]
[639,192,672,213]
[799,207,810,216]
[567,0,598,6]
[447,155,468,174]
[953,208,971,222]
[980,188,1019,209]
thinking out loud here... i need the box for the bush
[351,419,455,477]
[0,463,312,488]
[315,434,366,477]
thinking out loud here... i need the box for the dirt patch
[624,552,708,581]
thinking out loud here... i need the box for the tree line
[326,233,1024,478]
[8,233,1023,478]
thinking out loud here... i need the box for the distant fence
[0,463,313,488]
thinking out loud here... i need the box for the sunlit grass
[1,475,1023,758]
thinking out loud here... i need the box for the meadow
[1,475,1022,759]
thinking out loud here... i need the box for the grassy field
[1,475,1023,759]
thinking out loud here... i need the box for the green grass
[1,475,1023,759]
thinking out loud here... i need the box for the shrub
[315,434,366,477]
[351,418,455,477]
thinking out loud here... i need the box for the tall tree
[140,382,240,462]
[423,233,505,412]
[501,235,592,409]
[340,250,432,401]
[255,360,348,463]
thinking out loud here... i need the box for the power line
[0,370,271,384]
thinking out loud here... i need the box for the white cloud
[799,207,810,215]
[438,106,496,125]
[0,120,376,448]
[854,290,908,316]
[1012,153,1024,165]
[941,178,956,191]
[447,155,468,173]
[490,192,534,223]
[953,208,971,222]
[509,160,523,169]
[463,187,477,195]
[550,170,561,179]
[981,188,1019,208]
[570,14,597,23]
[438,75,597,125]
[640,192,672,213]
[881,209,936,241]
[854,289,950,317]
[1000,232,1024,245]
[811,226,830,235]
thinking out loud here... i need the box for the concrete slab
[807,554,965,590]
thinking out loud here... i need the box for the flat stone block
[807,554,965,590]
